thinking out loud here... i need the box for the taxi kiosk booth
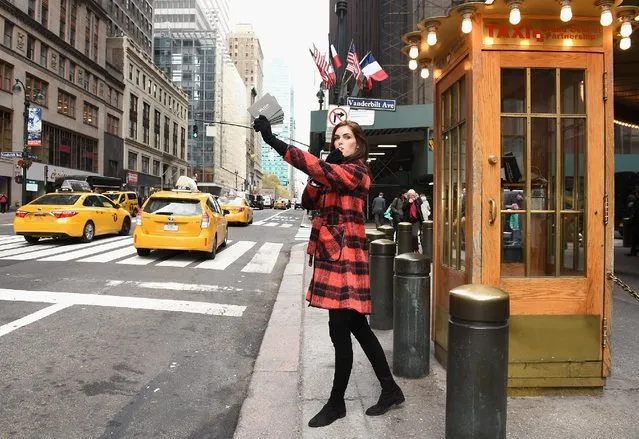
[402,0,632,389]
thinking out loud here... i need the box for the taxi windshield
[145,198,202,216]
[219,197,244,206]
[31,194,81,205]
[104,193,119,201]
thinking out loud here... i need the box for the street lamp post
[12,79,30,207]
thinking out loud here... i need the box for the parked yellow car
[14,192,132,243]
[218,196,253,226]
[104,191,140,216]
[133,185,229,259]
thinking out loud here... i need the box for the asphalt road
[0,207,308,439]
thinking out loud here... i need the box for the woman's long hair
[329,120,369,164]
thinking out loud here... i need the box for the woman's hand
[253,115,288,156]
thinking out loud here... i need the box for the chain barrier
[608,272,639,302]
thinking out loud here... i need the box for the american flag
[346,41,363,82]
[310,44,334,88]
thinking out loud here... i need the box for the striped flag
[330,43,342,69]
[310,44,335,88]
[346,41,363,82]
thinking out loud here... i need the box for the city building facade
[107,37,189,197]
[228,23,263,193]
[0,0,125,207]
[104,0,154,56]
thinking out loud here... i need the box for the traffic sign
[325,105,351,140]
[26,152,39,160]
[1,151,21,159]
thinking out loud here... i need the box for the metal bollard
[366,229,386,250]
[445,285,510,439]
[421,220,433,259]
[393,253,430,378]
[397,222,413,255]
[377,224,394,241]
[369,239,396,330]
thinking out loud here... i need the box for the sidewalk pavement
[235,222,639,438]
[0,211,15,225]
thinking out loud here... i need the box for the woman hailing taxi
[253,115,404,428]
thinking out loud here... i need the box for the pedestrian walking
[420,193,430,220]
[0,193,7,213]
[402,189,424,252]
[253,115,404,428]
[371,192,386,228]
[390,191,405,239]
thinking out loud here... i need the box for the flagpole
[338,39,353,104]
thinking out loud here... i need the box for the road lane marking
[241,242,283,273]
[117,253,161,265]
[0,242,66,258]
[252,220,265,225]
[39,237,133,261]
[195,240,256,270]
[108,280,254,293]
[1,236,129,260]
[0,241,32,251]
[0,303,72,337]
[0,236,25,244]
[0,288,246,317]
[79,245,138,262]
[281,223,293,228]
[156,254,196,267]
[263,222,278,227]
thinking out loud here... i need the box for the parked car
[294,198,303,209]
[249,194,264,210]
[263,195,273,209]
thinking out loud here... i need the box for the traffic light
[192,124,199,139]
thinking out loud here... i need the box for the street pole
[235,170,238,190]
[13,78,30,207]
[335,0,348,105]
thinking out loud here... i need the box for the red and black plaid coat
[284,146,372,314]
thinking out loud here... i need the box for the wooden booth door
[482,52,606,363]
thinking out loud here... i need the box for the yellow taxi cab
[133,176,229,259]
[273,198,288,210]
[103,191,139,216]
[13,180,132,243]
[218,196,253,226]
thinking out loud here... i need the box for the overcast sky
[229,0,330,149]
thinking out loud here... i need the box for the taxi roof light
[174,176,199,192]
[59,180,92,192]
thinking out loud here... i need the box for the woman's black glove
[253,115,288,156]
[325,149,344,165]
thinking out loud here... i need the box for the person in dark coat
[371,192,386,227]
[254,116,404,428]
[390,191,405,239]
[627,191,639,256]
[402,189,424,252]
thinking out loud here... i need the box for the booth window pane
[560,70,585,115]
[529,213,556,276]
[530,118,556,211]
[501,69,525,113]
[451,82,459,126]
[561,212,585,275]
[531,69,556,114]
[451,128,459,268]
[442,131,450,266]
[501,211,526,275]
[459,122,466,267]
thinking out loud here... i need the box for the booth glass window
[500,68,586,277]
[440,75,466,270]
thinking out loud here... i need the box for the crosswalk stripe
[0,241,32,251]
[280,223,293,228]
[0,236,24,244]
[0,242,66,259]
[195,240,256,270]
[156,253,196,267]
[263,222,278,227]
[39,237,133,261]
[79,245,138,263]
[0,236,128,261]
[241,242,283,273]
[253,220,265,225]
[117,253,161,265]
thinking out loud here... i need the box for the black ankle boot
[308,399,346,427]
[365,384,405,416]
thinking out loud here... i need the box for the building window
[180,126,185,159]
[0,60,13,93]
[154,109,160,149]
[142,102,150,144]
[106,114,119,135]
[108,159,118,176]
[172,122,178,156]
[84,9,90,56]
[45,124,98,172]
[163,116,169,152]
[41,0,49,27]
[69,0,77,47]
[57,90,76,118]
[59,0,66,39]
[27,35,35,60]
[4,21,13,48]
[92,18,98,62]
[68,62,75,83]
[58,55,66,78]
[129,64,133,81]
[83,102,98,127]
[28,0,36,18]
[136,69,139,85]
[152,159,160,176]
[129,93,138,139]
[26,74,48,106]
[128,151,137,170]
[0,109,12,153]
[141,156,149,174]
[40,44,48,67]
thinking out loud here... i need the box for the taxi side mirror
[223,209,230,215]
[115,204,121,209]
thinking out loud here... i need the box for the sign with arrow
[325,105,350,140]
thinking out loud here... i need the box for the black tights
[327,309,392,402]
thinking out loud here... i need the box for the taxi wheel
[119,217,131,236]
[80,221,95,243]
[204,235,217,260]
[137,248,151,256]
[220,229,228,248]
[24,236,39,243]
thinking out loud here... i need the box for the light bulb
[420,67,430,79]
[409,45,419,59]
[461,14,473,34]
[620,37,631,50]
[560,3,572,22]
[600,7,613,26]
[621,21,633,38]
[409,59,418,70]
[509,6,521,25]
[427,30,437,46]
